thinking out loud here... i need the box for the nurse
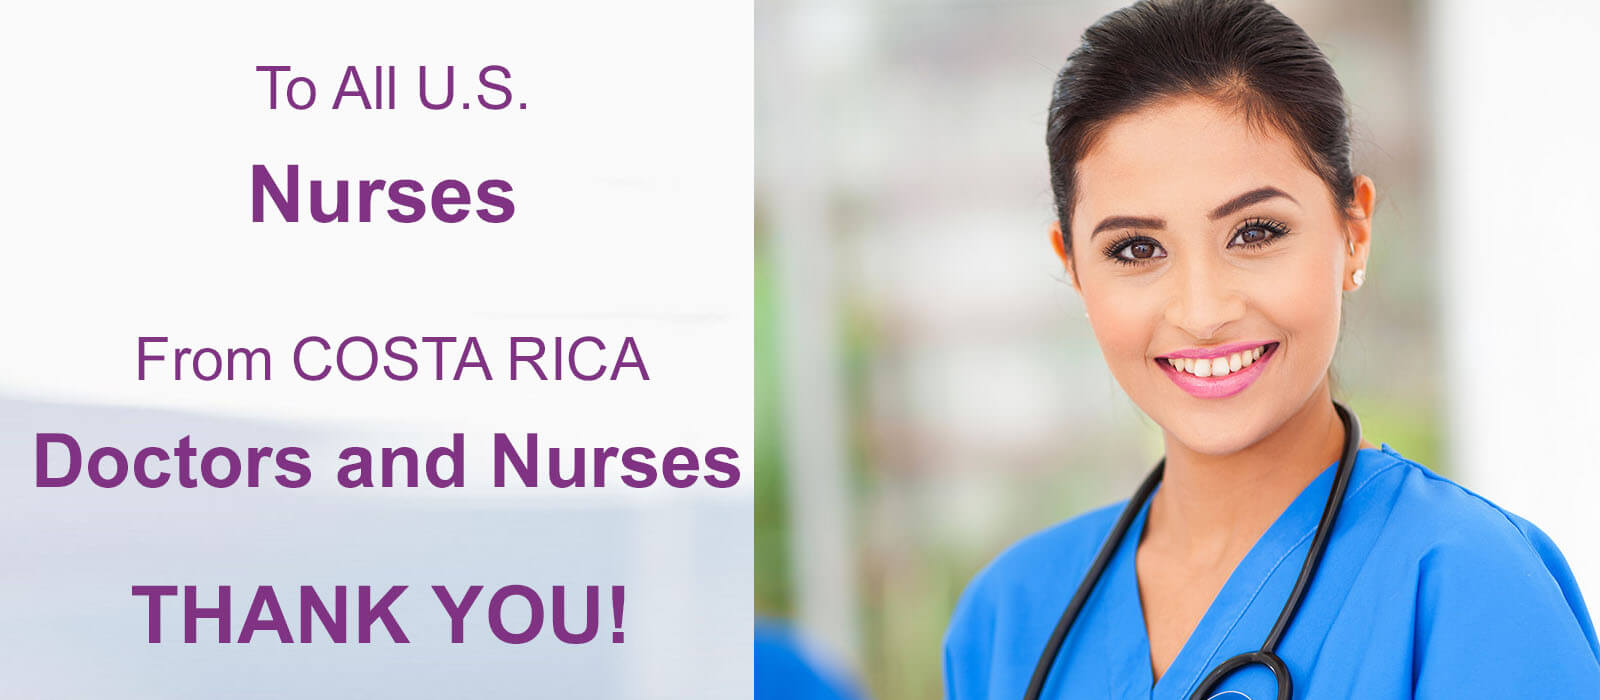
[942,0,1600,698]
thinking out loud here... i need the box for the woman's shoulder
[944,496,1127,649]
[1361,446,1600,688]
[956,499,1125,606]
[1365,444,1579,570]
[1362,445,1589,605]
[942,497,1128,689]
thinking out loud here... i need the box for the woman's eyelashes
[1100,218,1293,266]
[1227,217,1292,249]
[1103,235,1166,265]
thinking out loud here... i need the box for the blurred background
[755,1,1600,698]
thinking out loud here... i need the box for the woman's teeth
[1165,345,1266,378]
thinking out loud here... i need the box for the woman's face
[1061,96,1370,456]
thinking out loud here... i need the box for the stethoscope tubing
[1022,402,1362,700]
[1022,461,1161,700]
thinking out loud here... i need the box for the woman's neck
[1140,385,1364,569]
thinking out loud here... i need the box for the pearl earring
[1351,268,1366,288]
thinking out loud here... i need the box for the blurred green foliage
[755,223,794,619]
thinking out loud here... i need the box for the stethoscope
[1022,402,1361,700]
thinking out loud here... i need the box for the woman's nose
[1162,259,1246,341]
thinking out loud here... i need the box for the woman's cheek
[1084,286,1161,382]
[1258,255,1342,375]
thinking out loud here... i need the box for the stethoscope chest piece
[1189,650,1290,700]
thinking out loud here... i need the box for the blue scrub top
[943,445,1600,699]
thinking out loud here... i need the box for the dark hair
[1047,0,1354,254]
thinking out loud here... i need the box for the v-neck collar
[1099,450,1379,699]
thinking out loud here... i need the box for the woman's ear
[1343,175,1376,291]
[1050,220,1079,291]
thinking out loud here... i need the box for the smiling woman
[942,1,1600,698]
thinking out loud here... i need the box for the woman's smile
[1155,340,1279,399]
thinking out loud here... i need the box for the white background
[1431,0,1600,610]
[0,1,752,697]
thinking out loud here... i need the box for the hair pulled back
[1047,0,1354,253]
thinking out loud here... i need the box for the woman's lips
[1156,342,1278,399]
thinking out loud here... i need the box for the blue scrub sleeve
[1411,514,1600,698]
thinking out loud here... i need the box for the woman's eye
[1232,227,1270,245]
[1228,219,1290,248]
[1114,239,1166,262]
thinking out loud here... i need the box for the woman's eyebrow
[1208,186,1297,220]
[1088,187,1297,240]
[1089,215,1166,240]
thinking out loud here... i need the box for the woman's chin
[1154,412,1270,457]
